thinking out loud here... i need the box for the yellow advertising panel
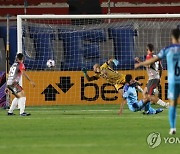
[22,70,178,106]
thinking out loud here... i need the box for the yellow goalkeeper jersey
[95,62,125,90]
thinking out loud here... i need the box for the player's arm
[135,56,159,69]
[136,85,143,93]
[22,70,35,87]
[82,68,99,82]
[118,99,126,115]
[135,57,149,68]
[159,61,163,78]
[119,88,128,115]
[134,80,143,86]
[132,80,143,92]
[134,57,142,63]
[135,48,166,69]
[107,58,119,66]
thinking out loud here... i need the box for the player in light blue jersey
[135,28,180,135]
[119,74,163,115]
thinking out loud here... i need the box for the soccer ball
[46,59,55,68]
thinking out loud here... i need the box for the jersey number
[9,66,16,77]
[175,61,180,76]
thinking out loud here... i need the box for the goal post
[16,14,180,106]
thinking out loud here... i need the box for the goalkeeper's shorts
[114,83,124,91]
[114,76,126,91]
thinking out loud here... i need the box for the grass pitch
[0,105,179,154]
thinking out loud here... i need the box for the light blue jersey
[157,44,180,100]
[123,84,162,114]
[123,84,144,112]
[123,84,138,106]
[157,44,180,84]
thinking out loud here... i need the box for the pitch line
[0,143,97,149]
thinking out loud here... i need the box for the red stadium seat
[100,0,180,3]
[0,0,68,5]
[0,0,180,17]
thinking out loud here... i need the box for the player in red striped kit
[6,53,35,116]
[135,44,169,108]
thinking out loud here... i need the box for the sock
[147,103,157,114]
[144,102,151,111]
[8,98,19,113]
[144,102,157,114]
[169,106,177,129]
[157,99,167,107]
[18,97,26,114]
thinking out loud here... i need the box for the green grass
[0,105,179,154]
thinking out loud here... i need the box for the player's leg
[149,93,169,107]
[116,84,124,95]
[8,93,26,115]
[17,90,27,115]
[128,104,136,112]
[169,99,177,135]
[17,90,31,116]
[117,87,125,115]
[143,87,148,100]
[141,95,163,115]
[147,79,168,107]
[144,102,163,114]
[7,85,20,115]
[8,97,19,115]
[7,83,30,116]
[135,99,154,114]
[168,83,179,135]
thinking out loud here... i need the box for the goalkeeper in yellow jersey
[82,59,126,92]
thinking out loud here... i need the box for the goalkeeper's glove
[112,59,119,66]
[82,67,88,74]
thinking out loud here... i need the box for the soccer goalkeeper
[82,59,125,93]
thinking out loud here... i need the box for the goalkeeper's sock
[18,97,26,114]
[8,98,19,113]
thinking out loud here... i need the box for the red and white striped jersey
[7,62,25,85]
[146,53,161,80]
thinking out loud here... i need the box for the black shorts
[147,79,160,95]
[7,82,23,95]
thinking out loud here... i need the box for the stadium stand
[0,0,180,16]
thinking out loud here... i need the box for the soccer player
[119,74,163,115]
[135,44,169,108]
[6,53,35,116]
[82,58,125,93]
[135,28,180,135]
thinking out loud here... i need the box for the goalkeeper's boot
[20,112,31,116]
[7,112,15,116]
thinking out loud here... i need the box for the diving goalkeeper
[82,59,126,92]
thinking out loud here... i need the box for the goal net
[17,14,180,106]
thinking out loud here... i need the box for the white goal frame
[17,14,180,87]
[17,14,180,54]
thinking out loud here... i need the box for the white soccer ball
[46,59,55,68]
